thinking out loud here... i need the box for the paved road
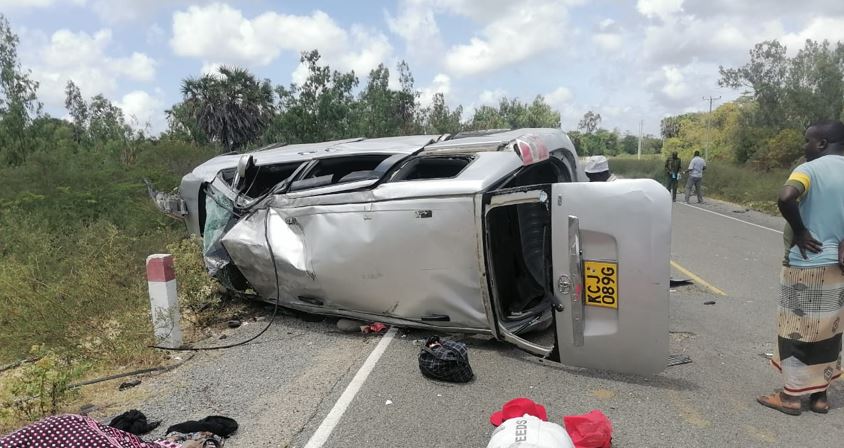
[123,199,844,447]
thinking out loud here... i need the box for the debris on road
[418,336,474,383]
[118,379,142,391]
[704,300,717,305]
[360,322,388,334]
[227,319,242,328]
[667,354,692,367]
[563,410,613,448]
[490,398,548,426]
[488,414,573,448]
[670,277,693,287]
[336,318,365,332]
[385,400,393,405]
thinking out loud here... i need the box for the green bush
[611,157,788,213]
[0,140,216,368]
[166,236,223,327]
[0,347,87,424]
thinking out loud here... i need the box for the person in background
[664,152,682,201]
[684,150,706,203]
[757,120,844,416]
[583,155,617,182]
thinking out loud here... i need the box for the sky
[4,0,844,136]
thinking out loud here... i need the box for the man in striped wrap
[757,120,844,415]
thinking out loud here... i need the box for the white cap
[487,415,574,448]
[584,155,609,174]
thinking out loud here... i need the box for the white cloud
[642,15,784,66]
[24,28,156,108]
[113,52,157,82]
[782,18,844,53]
[593,19,624,52]
[478,88,507,105]
[146,23,166,45]
[170,3,391,79]
[116,90,166,133]
[443,0,572,77]
[419,73,452,106]
[546,87,573,106]
[637,0,684,21]
[385,0,443,61]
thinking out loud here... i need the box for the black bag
[108,409,160,435]
[166,415,239,438]
[418,336,474,383]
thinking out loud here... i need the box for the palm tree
[179,66,274,152]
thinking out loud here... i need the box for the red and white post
[146,254,182,348]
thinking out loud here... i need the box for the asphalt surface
[120,197,844,447]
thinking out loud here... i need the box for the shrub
[166,237,223,328]
[0,347,87,424]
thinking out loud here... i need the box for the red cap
[489,398,548,427]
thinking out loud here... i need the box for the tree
[720,39,844,129]
[88,94,130,145]
[355,61,420,137]
[64,81,88,144]
[578,111,601,133]
[419,93,462,134]
[267,50,357,144]
[179,66,274,151]
[0,14,41,165]
[466,96,560,130]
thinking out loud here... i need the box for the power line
[702,96,721,160]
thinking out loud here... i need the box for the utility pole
[637,119,643,160]
[702,96,721,160]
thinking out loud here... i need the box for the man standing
[664,152,682,201]
[583,155,617,182]
[684,150,706,203]
[757,120,844,416]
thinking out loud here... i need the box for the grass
[610,158,788,215]
[0,140,226,431]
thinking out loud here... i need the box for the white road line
[679,202,783,235]
[303,327,397,448]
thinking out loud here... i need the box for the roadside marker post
[146,254,182,348]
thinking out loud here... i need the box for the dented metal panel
[222,195,489,330]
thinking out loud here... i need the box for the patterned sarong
[772,265,844,395]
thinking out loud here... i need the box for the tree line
[662,39,844,170]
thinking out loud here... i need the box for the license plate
[584,261,618,309]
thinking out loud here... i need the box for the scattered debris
[418,336,474,383]
[670,277,693,287]
[227,319,242,328]
[667,354,692,367]
[563,410,613,448]
[385,400,393,405]
[732,208,750,214]
[761,352,774,359]
[361,322,389,334]
[118,379,142,391]
[337,318,365,332]
[704,301,716,305]
[219,334,228,340]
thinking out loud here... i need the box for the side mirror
[232,155,254,192]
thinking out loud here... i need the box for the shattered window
[289,155,391,191]
[220,162,302,198]
[389,156,473,182]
